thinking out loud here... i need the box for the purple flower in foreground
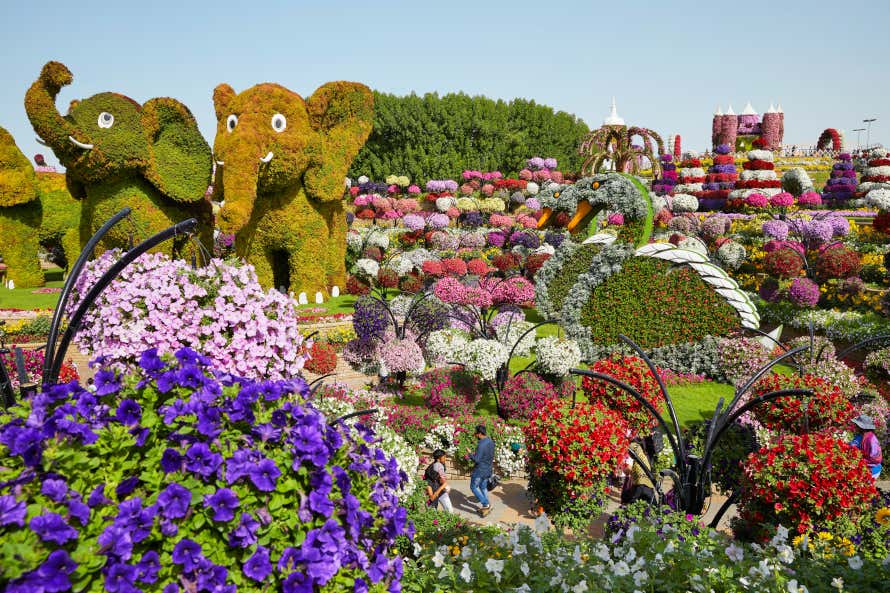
[98,525,133,560]
[139,348,166,374]
[228,512,260,548]
[163,583,180,593]
[205,488,240,522]
[185,442,222,480]
[30,513,78,544]
[157,483,192,519]
[248,458,281,492]
[41,478,68,503]
[160,448,182,473]
[37,550,77,593]
[87,484,111,508]
[0,494,27,527]
[105,563,138,593]
[94,369,121,396]
[116,399,142,425]
[243,546,272,581]
[68,497,91,525]
[136,551,161,583]
[172,539,203,572]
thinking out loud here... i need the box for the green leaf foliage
[349,91,590,180]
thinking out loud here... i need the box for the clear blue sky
[1,0,887,169]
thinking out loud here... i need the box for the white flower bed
[534,336,582,376]
[458,339,509,381]
[865,165,890,177]
[747,149,775,162]
[740,170,778,182]
[678,167,705,178]
[425,328,470,365]
[673,183,703,194]
[671,193,699,213]
[866,188,890,211]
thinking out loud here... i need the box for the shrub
[751,373,855,434]
[0,348,410,592]
[581,354,666,437]
[763,248,804,279]
[536,243,601,316]
[578,257,739,348]
[416,367,482,417]
[524,399,628,517]
[788,277,821,307]
[304,341,338,375]
[739,433,877,536]
[816,245,862,281]
[716,336,771,386]
[65,252,309,380]
[499,372,559,421]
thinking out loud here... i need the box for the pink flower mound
[607,212,625,226]
[797,191,822,206]
[67,251,308,379]
[483,276,535,305]
[769,192,794,207]
[481,183,495,196]
[518,169,533,181]
[419,367,482,417]
[379,331,425,373]
[407,185,421,195]
[500,372,559,420]
[489,214,514,228]
[433,277,468,303]
[788,277,821,307]
[745,193,769,208]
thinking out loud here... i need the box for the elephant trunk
[217,158,260,233]
[24,62,81,163]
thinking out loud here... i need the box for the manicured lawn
[296,294,357,316]
[666,381,735,428]
[0,268,65,311]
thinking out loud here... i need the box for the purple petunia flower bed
[0,347,410,592]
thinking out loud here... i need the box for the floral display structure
[674,155,705,196]
[578,99,664,177]
[0,126,80,287]
[857,147,890,197]
[0,348,410,592]
[24,61,214,255]
[728,149,782,200]
[650,153,677,196]
[65,251,310,380]
[699,143,737,210]
[822,152,858,203]
[212,77,374,294]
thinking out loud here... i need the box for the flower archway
[579,125,664,177]
[817,128,843,152]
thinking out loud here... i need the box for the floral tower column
[652,153,678,196]
[676,154,705,195]
[700,143,738,210]
[822,152,858,203]
[857,148,890,197]
[729,148,781,200]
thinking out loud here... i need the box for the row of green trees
[348,91,590,181]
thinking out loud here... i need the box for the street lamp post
[863,118,877,151]
[853,128,865,151]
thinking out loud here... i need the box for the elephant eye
[97,112,114,129]
[227,114,238,132]
[271,113,287,133]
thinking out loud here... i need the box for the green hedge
[349,91,590,180]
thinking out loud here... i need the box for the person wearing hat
[469,424,495,517]
[850,414,882,480]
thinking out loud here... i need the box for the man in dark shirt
[469,424,495,517]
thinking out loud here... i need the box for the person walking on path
[469,424,495,517]
[425,449,454,513]
[850,414,883,480]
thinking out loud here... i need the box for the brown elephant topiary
[0,126,80,287]
[212,80,373,293]
[24,61,213,256]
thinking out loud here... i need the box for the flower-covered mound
[0,348,410,593]
[66,251,309,380]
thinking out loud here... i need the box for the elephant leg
[0,217,44,288]
[61,227,81,277]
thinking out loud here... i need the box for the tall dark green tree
[349,91,589,181]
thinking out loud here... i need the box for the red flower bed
[500,372,560,421]
[713,154,735,165]
[345,275,371,296]
[524,398,629,492]
[868,158,890,167]
[0,347,78,388]
[304,341,338,374]
[874,211,890,235]
[816,245,862,281]
[742,160,775,171]
[735,179,783,189]
[739,433,877,535]
[581,354,666,437]
[678,158,702,168]
[751,373,855,434]
[679,176,706,184]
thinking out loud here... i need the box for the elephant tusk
[260,151,274,163]
[215,160,224,166]
[567,201,594,233]
[68,136,94,150]
[35,136,49,146]
[536,207,553,229]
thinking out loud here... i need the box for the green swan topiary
[534,173,758,359]
[24,61,213,256]
[0,126,80,287]
[211,80,373,293]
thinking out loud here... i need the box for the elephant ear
[141,98,212,203]
[304,82,373,203]
[0,127,38,207]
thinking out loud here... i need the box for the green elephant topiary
[212,80,373,293]
[24,61,213,256]
[0,126,80,288]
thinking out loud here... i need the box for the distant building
[712,102,784,151]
